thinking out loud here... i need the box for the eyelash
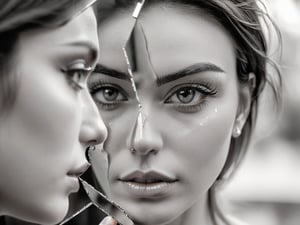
[89,80,217,113]
[89,81,128,110]
[164,82,217,113]
[62,63,92,91]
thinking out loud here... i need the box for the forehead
[19,8,98,53]
[99,3,236,75]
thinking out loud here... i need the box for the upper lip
[67,163,90,178]
[119,170,177,183]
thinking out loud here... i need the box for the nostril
[129,143,159,156]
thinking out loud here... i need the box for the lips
[67,163,90,178]
[119,170,177,184]
[66,163,90,193]
[119,170,178,198]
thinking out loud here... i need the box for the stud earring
[129,147,136,154]
[233,127,241,138]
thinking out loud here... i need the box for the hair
[95,0,282,224]
[0,0,96,112]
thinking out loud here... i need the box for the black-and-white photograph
[1,0,299,225]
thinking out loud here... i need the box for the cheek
[0,64,82,222]
[18,64,81,156]
[1,64,83,187]
[103,106,138,153]
[169,111,233,163]
[163,104,237,191]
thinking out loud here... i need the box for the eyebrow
[156,63,225,86]
[93,64,130,81]
[63,41,98,63]
[92,62,224,85]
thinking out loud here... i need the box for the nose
[79,90,107,147]
[131,115,163,156]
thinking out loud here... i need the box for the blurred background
[221,0,300,224]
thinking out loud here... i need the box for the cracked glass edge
[139,24,158,81]
[59,202,93,225]
[79,178,135,225]
[123,0,147,145]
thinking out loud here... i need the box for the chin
[43,200,69,225]
[21,197,69,225]
[132,213,177,225]
[121,200,180,225]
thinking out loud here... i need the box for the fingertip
[99,216,118,225]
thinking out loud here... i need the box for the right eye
[89,83,128,110]
[62,61,92,91]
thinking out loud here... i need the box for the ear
[232,73,256,138]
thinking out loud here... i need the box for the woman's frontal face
[91,3,239,224]
[0,7,105,224]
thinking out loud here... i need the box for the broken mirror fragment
[59,178,135,225]
[59,202,93,225]
[88,145,111,196]
[80,178,135,225]
[132,0,145,18]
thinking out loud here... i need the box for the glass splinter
[132,0,145,18]
[130,110,144,146]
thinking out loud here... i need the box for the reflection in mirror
[89,0,283,225]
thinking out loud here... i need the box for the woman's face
[0,8,107,224]
[91,4,244,225]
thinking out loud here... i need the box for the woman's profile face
[0,8,107,224]
[91,3,242,225]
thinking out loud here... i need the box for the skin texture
[90,3,251,225]
[0,8,107,225]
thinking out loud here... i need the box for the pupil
[177,88,194,103]
[104,88,118,101]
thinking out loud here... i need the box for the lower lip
[66,176,80,193]
[121,181,177,198]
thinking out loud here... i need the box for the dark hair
[0,0,96,111]
[96,0,282,224]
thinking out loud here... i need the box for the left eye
[164,84,218,113]
[176,88,197,103]
[166,87,205,105]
